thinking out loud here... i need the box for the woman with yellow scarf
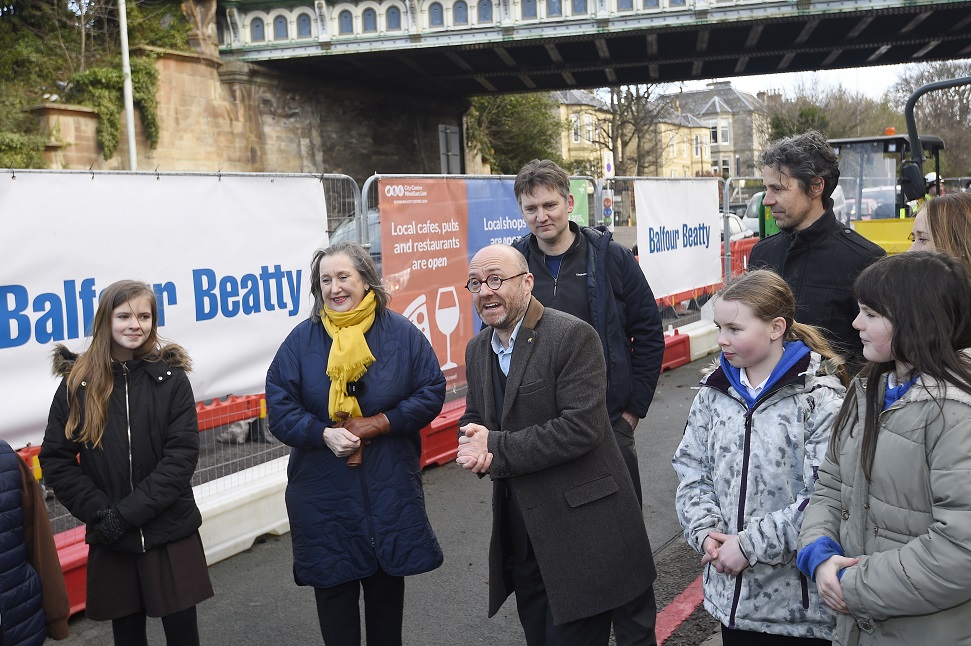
[267,241,446,646]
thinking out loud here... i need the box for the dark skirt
[86,532,214,620]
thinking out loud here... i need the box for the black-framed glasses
[465,272,527,293]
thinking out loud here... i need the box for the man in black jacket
[511,159,664,646]
[748,131,884,373]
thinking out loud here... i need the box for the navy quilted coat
[0,443,47,646]
[266,310,446,588]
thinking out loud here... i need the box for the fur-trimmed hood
[51,343,192,378]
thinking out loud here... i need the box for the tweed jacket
[460,297,655,625]
[673,352,844,639]
[798,370,971,646]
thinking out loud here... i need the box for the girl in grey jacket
[798,252,971,646]
[674,270,846,645]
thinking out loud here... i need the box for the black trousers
[512,544,613,646]
[611,418,658,646]
[721,624,831,646]
[314,567,405,646]
[111,606,200,646]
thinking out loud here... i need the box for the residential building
[672,81,771,179]
[640,110,712,178]
[552,89,612,176]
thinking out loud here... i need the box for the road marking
[657,574,704,644]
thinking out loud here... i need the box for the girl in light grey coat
[674,271,846,645]
[798,252,971,646]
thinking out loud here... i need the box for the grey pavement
[57,354,722,645]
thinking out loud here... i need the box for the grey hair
[760,130,840,203]
[309,241,388,322]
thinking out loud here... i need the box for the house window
[584,114,594,143]
[643,0,658,6]
[572,0,587,13]
[217,19,225,43]
[548,0,561,16]
[297,13,312,37]
[522,0,536,18]
[250,18,265,42]
[618,0,633,9]
[721,158,731,177]
[429,2,444,25]
[694,134,701,157]
[387,6,402,29]
[454,1,468,24]
[571,115,581,143]
[274,15,288,39]
[339,10,353,33]
[720,122,730,145]
[478,0,492,22]
[669,0,686,5]
[708,122,718,145]
[363,8,377,31]
[669,138,676,157]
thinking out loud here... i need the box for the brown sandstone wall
[37,48,468,185]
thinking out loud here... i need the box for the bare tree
[767,79,905,141]
[889,60,971,177]
[596,84,676,177]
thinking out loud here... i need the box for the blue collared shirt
[490,318,525,376]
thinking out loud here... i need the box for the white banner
[1,171,329,450]
[633,178,721,298]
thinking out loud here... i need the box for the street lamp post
[118,0,137,170]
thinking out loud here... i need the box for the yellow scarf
[322,291,377,422]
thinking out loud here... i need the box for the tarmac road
[56,355,720,645]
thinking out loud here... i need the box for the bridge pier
[34,48,469,184]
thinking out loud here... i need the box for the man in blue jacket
[512,159,664,646]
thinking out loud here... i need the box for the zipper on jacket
[358,468,376,550]
[710,369,808,629]
[727,407,755,628]
[538,246,575,298]
[545,256,559,297]
[122,364,146,552]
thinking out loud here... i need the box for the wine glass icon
[435,286,460,370]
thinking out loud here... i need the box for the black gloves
[91,507,133,545]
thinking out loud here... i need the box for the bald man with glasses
[457,243,655,646]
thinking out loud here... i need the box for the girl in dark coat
[267,241,445,646]
[40,280,213,646]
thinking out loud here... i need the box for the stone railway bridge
[39,0,971,188]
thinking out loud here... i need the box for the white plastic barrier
[678,320,720,362]
[194,456,291,565]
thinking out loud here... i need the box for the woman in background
[908,190,971,270]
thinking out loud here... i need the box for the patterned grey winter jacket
[673,352,844,639]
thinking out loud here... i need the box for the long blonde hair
[717,270,848,385]
[65,280,160,448]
